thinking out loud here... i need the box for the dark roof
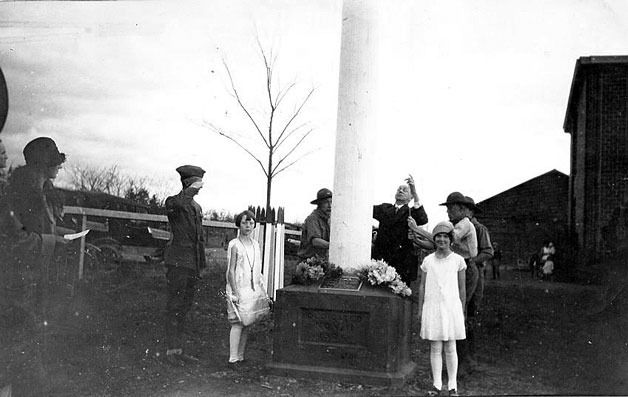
[563,56,628,134]
[477,169,568,207]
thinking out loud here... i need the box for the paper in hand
[63,229,90,241]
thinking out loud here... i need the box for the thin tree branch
[222,59,270,149]
[275,88,315,145]
[204,121,269,177]
[271,128,313,176]
[275,122,308,151]
[274,82,295,109]
[259,44,275,113]
[272,147,320,177]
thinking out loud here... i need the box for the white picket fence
[63,205,298,299]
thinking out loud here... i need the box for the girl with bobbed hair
[225,210,269,366]
[415,221,467,396]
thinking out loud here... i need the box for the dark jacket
[0,166,58,264]
[470,217,493,266]
[164,191,206,274]
[372,203,428,282]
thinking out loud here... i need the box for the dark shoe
[448,389,459,396]
[426,386,442,396]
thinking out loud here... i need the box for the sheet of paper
[63,229,90,241]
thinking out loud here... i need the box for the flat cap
[176,165,205,180]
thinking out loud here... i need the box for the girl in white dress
[417,221,467,396]
[226,210,267,365]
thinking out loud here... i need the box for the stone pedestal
[267,284,416,386]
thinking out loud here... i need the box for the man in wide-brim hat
[163,165,207,360]
[460,195,494,372]
[297,188,332,261]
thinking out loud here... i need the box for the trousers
[165,265,198,349]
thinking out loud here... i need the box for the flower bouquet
[357,259,412,297]
[292,255,343,285]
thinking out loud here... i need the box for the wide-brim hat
[464,195,482,213]
[23,137,66,167]
[310,188,332,204]
[439,191,467,206]
[432,221,454,238]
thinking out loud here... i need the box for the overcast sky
[1,0,627,225]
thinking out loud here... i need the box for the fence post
[78,212,87,280]
[272,207,285,299]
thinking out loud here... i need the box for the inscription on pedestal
[319,276,363,291]
[300,308,369,348]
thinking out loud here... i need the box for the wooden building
[563,56,628,268]
[477,170,569,267]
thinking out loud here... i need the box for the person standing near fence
[163,165,207,360]
[297,188,332,261]
[225,210,270,366]
[0,137,69,328]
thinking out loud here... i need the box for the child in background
[416,221,467,396]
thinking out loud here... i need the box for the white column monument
[268,1,416,385]
[329,0,380,271]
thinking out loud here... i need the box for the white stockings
[429,340,458,391]
[229,324,249,363]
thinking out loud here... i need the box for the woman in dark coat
[0,137,68,323]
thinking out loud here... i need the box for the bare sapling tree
[204,42,316,220]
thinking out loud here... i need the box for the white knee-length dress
[420,252,467,341]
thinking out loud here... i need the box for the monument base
[267,359,417,388]
[267,283,417,387]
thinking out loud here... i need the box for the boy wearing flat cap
[297,188,332,261]
[163,165,207,359]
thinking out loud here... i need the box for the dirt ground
[1,249,627,396]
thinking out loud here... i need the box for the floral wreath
[292,255,343,285]
[293,256,411,297]
[356,259,412,297]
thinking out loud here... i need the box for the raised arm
[407,174,428,225]
[407,217,435,250]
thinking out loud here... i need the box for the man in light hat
[163,165,207,359]
[297,188,332,261]
[372,175,428,284]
